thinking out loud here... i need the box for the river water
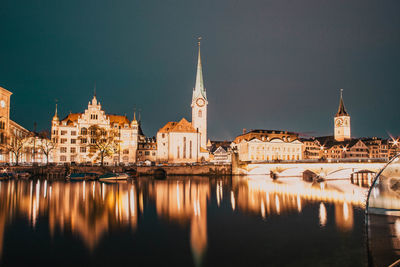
[0,175,371,266]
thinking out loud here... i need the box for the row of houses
[208,131,398,164]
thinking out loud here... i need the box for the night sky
[0,0,399,140]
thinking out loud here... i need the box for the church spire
[336,89,349,117]
[52,101,59,121]
[192,37,207,101]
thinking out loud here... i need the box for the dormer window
[90,114,98,120]
[124,124,128,128]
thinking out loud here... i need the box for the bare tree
[83,125,120,166]
[6,130,29,166]
[37,131,57,165]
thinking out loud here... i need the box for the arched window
[81,127,87,135]
[198,110,202,118]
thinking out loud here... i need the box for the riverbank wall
[136,164,231,176]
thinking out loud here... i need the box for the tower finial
[133,107,137,121]
[53,99,59,121]
[340,88,343,99]
[198,36,202,47]
[94,82,97,97]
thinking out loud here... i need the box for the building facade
[232,130,303,161]
[51,94,139,165]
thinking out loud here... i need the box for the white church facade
[156,41,209,163]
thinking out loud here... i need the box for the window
[162,133,165,138]
[80,147,86,153]
[198,110,202,118]
[60,130,67,135]
[52,130,58,135]
[71,131,76,136]
[123,149,129,154]
[145,151,150,156]
[60,156,66,161]
[70,156,76,162]
[81,128,87,135]
[60,138,67,144]
[60,147,67,153]
[152,152,156,156]
[70,147,76,153]
[183,137,186,159]
[71,139,76,144]
[91,138,96,144]
[81,138,87,144]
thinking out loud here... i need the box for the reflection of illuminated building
[334,202,353,231]
[231,176,365,231]
[150,178,210,266]
[0,180,139,255]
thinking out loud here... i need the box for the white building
[51,94,139,165]
[232,130,303,161]
[156,41,209,163]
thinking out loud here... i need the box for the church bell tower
[334,89,351,141]
[191,38,208,148]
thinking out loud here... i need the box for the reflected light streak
[319,203,327,227]
[231,191,235,211]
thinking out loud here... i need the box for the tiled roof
[61,113,82,125]
[107,115,130,125]
[233,129,299,144]
[158,118,197,133]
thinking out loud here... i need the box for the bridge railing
[247,158,389,164]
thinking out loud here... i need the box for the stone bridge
[232,156,387,180]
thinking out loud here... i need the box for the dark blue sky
[0,0,399,140]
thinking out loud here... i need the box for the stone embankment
[5,164,232,179]
[136,164,231,176]
[6,165,131,180]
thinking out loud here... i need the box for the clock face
[335,118,343,127]
[196,98,205,107]
[0,100,5,108]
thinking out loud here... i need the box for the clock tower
[334,89,351,141]
[191,39,208,148]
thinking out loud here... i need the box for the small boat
[15,171,31,179]
[99,173,130,182]
[0,173,10,181]
[67,172,99,181]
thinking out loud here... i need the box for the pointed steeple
[52,102,59,121]
[192,37,207,101]
[132,108,138,125]
[336,89,349,117]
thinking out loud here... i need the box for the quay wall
[4,164,232,179]
[136,165,232,176]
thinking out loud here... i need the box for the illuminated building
[0,86,31,164]
[156,40,209,163]
[51,94,139,165]
[232,129,303,161]
[334,89,351,142]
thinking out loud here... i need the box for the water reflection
[367,156,400,266]
[0,173,371,266]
